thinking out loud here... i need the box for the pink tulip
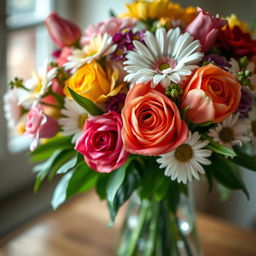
[185,8,227,52]
[45,12,81,48]
[25,104,59,150]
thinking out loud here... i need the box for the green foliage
[230,146,256,172]
[202,135,237,157]
[33,149,76,192]
[107,161,141,225]
[51,171,74,210]
[30,136,73,162]
[66,162,99,199]
[206,154,249,199]
[68,87,104,116]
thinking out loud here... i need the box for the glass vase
[116,184,202,256]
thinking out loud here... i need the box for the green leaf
[154,177,170,201]
[230,146,256,172]
[96,175,109,200]
[106,160,131,205]
[56,153,83,174]
[66,162,99,199]
[167,181,181,213]
[51,171,74,209]
[33,150,63,193]
[68,87,104,116]
[108,163,140,225]
[48,150,76,179]
[217,183,231,202]
[202,135,237,157]
[208,154,249,199]
[138,159,164,199]
[30,136,73,162]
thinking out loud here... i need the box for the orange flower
[181,64,241,124]
[121,83,188,156]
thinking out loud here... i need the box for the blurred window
[0,0,53,196]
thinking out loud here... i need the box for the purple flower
[106,93,127,113]
[237,87,253,117]
[111,29,145,61]
[203,54,230,69]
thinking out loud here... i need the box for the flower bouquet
[4,0,256,255]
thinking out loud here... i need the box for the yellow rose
[64,61,124,103]
[122,0,196,27]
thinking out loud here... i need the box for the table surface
[1,192,256,256]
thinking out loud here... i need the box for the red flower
[218,25,256,58]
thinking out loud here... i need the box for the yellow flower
[64,61,124,104]
[226,14,249,33]
[124,0,174,20]
[181,6,198,26]
[123,0,197,26]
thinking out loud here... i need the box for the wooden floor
[1,192,256,256]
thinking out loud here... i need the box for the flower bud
[45,12,81,48]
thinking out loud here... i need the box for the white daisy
[59,98,89,143]
[157,131,212,184]
[18,60,57,108]
[248,100,256,144]
[65,33,116,73]
[124,27,203,88]
[3,88,23,129]
[208,113,251,149]
[228,58,256,92]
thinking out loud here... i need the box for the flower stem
[126,200,149,256]
[143,201,160,256]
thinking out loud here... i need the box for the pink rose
[81,17,135,45]
[25,104,59,151]
[45,12,81,48]
[75,111,129,173]
[185,8,227,52]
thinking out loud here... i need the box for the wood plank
[1,191,256,256]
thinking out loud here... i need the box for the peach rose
[181,64,241,124]
[121,83,188,156]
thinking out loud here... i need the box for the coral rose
[121,83,188,156]
[75,111,129,173]
[181,64,241,124]
[64,61,124,103]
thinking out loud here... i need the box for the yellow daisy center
[175,144,193,162]
[218,127,234,143]
[78,114,88,129]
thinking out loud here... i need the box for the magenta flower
[75,111,129,173]
[107,93,127,113]
[203,54,230,69]
[185,8,227,53]
[45,12,81,48]
[111,30,145,61]
[25,104,59,151]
